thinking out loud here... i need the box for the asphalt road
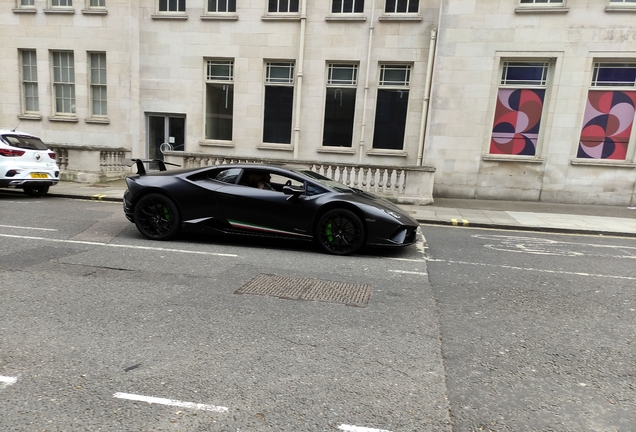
[0,194,447,432]
[1,193,635,431]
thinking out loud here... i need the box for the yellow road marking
[91,194,106,200]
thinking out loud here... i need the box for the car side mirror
[282,184,304,199]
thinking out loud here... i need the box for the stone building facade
[3,0,636,205]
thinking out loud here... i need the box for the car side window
[306,182,328,196]
[213,168,242,184]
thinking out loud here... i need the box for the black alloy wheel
[316,208,365,255]
[23,185,49,197]
[133,193,181,240]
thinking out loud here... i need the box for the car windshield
[2,134,49,150]
[298,170,356,193]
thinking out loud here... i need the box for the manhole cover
[235,274,372,307]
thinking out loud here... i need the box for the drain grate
[235,274,372,307]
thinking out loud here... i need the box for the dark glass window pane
[159,0,167,11]
[323,88,356,147]
[228,0,235,11]
[206,84,234,140]
[408,0,418,12]
[179,0,185,11]
[268,0,277,12]
[502,63,547,85]
[343,0,353,12]
[596,66,636,85]
[396,0,407,12]
[263,86,294,144]
[280,0,288,11]
[290,0,299,12]
[372,89,409,150]
[354,0,364,12]
[385,0,395,12]
[332,0,342,13]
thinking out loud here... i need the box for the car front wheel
[133,193,180,240]
[316,208,365,255]
[23,185,49,197]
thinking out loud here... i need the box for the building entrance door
[147,114,185,160]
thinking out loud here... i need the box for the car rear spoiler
[124,159,181,175]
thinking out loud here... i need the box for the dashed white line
[0,225,57,231]
[113,392,228,412]
[0,233,238,258]
[428,258,636,280]
[0,376,17,385]
[389,269,428,275]
[338,425,392,432]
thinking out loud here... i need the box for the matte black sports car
[123,160,419,255]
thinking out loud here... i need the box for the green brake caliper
[162,206,172,221]
[325,221,333,243]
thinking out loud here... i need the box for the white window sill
[367,149,408,157]
[325,15,366,22]
[378,14,422,22]
[201,13,238,20]
[605,5,636,12]
[82,8,108,15]
[317,146,356,155]
[49,116,79,123]
[12,8,36,13]
[261,14,301,21]
[151,14,187,20]
[258,143,294,151]
[85,118,110,124]
[199,140,234,148]
[18,114,42,120]
[482,155,545,163]
[515,6,569,14]
[570,159,636,168]
[44,8,75,14]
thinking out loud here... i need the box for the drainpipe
[358,0,377,164]
[292,0,308,159]
[416,28,438,166]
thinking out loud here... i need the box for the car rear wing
[124,159,181,175]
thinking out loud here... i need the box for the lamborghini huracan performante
[123,160,419,255]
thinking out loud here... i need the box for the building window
[51,0,72,6]
[373,64,411,150]
[384,0,418,13]
[332,0,363,13]
[578,63,636,160]
[52,51,75,115]
[208,0,235,12]
[323,64,358,147]
[519,0,562,3]
[90,0,105,6]
[205,60,234,141]
[21,50,39,113]
[268,0,298,13]
[490,61,549,156]
[159,0,185,12]
[20,0,35,6]
[263,62,295,144]
[89,52,107,117]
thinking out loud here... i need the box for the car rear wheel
[133,193,180,240]
[316,208,365,255]
[23,185,49,197]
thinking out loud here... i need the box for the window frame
[207,0,235,13]
[332,0,364,13]
[89,52,107,118]
[17,0,35,8]
[384,0,419,14]
[262,61,295,145]
[51,50,76,116]
[89,0,106,7]
[322,63,359,148]
[158,0,186,13]
[51,0,73,6]
[20,49,39,115]
[267,0,299,14]
[205,59,235,142]
[371,64,412,151]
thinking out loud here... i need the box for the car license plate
[30,173,48,179]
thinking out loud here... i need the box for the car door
[215,169,316,239]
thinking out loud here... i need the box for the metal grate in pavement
[234,274,372,307]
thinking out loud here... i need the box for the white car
[0,129,60,196]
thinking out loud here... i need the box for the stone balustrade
[47,144,132,183]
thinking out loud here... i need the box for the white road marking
[428,258,636,281]
[113,392,228,412]
[0,376,17,385]
[0,224,57,231]
[389,270,428,276]
[338,425,392,432]
[0,233,239,258]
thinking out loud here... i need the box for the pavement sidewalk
[46,179,636,238]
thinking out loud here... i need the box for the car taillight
[48,152,56,159]
[5,170,18,177]
[0,148,25,157]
